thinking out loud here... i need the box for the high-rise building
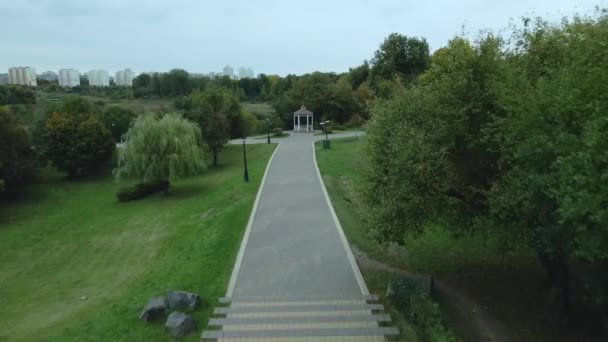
[0,74,8,85]
[39,71,58,82]
[238,67,247,79]
[8,67,37,86]
[247,68,254,78]
[115,68,134,86]
[223,65,234,78]
[58,69,81,88]
[87,70,109,87]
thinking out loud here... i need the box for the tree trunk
[537,252,575,324]
[213,148,218,167]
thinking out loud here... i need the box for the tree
[364,13,608,321]
[45,112,115,177]
[101,106,137,141]
[114,113,205,188]
[371,33,430,84]
[180,88,241,166]
[0,107,37,193]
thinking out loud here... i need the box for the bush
[387,278,456,341]
[0,107,38,192]
[116,180,169,202]
[347,113,366,128]
[45,112,115,177]
[333,124,346,131]
[272,128,284,136]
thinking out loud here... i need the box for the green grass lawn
[314,137,580,342]
[0,143,276,341]
[241,102,274,116]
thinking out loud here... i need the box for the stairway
[201,294,400,341]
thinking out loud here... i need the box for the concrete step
[202,326,400,340]
[209,314,392,326]
[214,303,384,315]
[215,337,390,342]
[219,294,379,304]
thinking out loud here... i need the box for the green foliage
[371,33,430,85]
[114,113,205,184]
[388,279,457,341]
[44,112,115,177]
[0,107,37,192]
[101,106,137,141]
[272,72,368,127]
[0,85,36,105]
[179,88,242,166]
[116,180,169,202]
[364,11,608,320]
[272,127,284,136]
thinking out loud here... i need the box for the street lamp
[320,120,331,149]
[266,118,271,144]
[242,137,249,183]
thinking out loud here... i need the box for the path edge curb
[311,140,370,296]
[226,143,281,297]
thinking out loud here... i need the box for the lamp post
[242,137,249,183]
[320,120,331,149]
[266,118,271,144]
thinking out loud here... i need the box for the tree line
[364,12,608,324]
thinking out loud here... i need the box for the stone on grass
[166,290,201,310]
[165,311,197,337]
[139,297,166,322]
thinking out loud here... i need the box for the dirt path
[352,246,513,342]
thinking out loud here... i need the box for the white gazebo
[293,105,313,132]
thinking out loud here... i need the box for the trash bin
[323,140,331,149]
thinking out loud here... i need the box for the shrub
[387,278,456,341]
[116,180,170,202]
[45,112,115,177]
[272,128,284,136]
[333,124,346,131]
[347,113,366,128]
[0,107,38,191]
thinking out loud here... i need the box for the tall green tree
[114,113,205,188]
[181,89,233,166]
[371,33,430,84]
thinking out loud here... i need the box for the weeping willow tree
[114,113,206,189]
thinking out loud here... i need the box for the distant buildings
[58,69,81,88]
[39,71,58,82]
[223,65,234,78]
[87,70,109,87]
[238,67,255,79]
[0,74,8,85]
[115,68,134,86]
[8,67,37,86]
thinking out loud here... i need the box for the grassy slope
[0,144,276,341]
[314,138,571,341]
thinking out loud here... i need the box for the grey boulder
[166,290,201,310]
[165,311,197,337]
[139,297,165,322]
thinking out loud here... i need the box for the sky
[0,0,604,76]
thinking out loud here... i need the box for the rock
[166,290,201,310]
[139,297,166,322]
[165,311,197,337]
[387,273,434,299]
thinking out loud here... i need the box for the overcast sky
[0,0,603,76]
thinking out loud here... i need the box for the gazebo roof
[294,105,313,115]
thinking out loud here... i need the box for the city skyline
[0,1,601,76]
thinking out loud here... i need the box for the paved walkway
[202,132,400,340]
[229,132,367,298]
